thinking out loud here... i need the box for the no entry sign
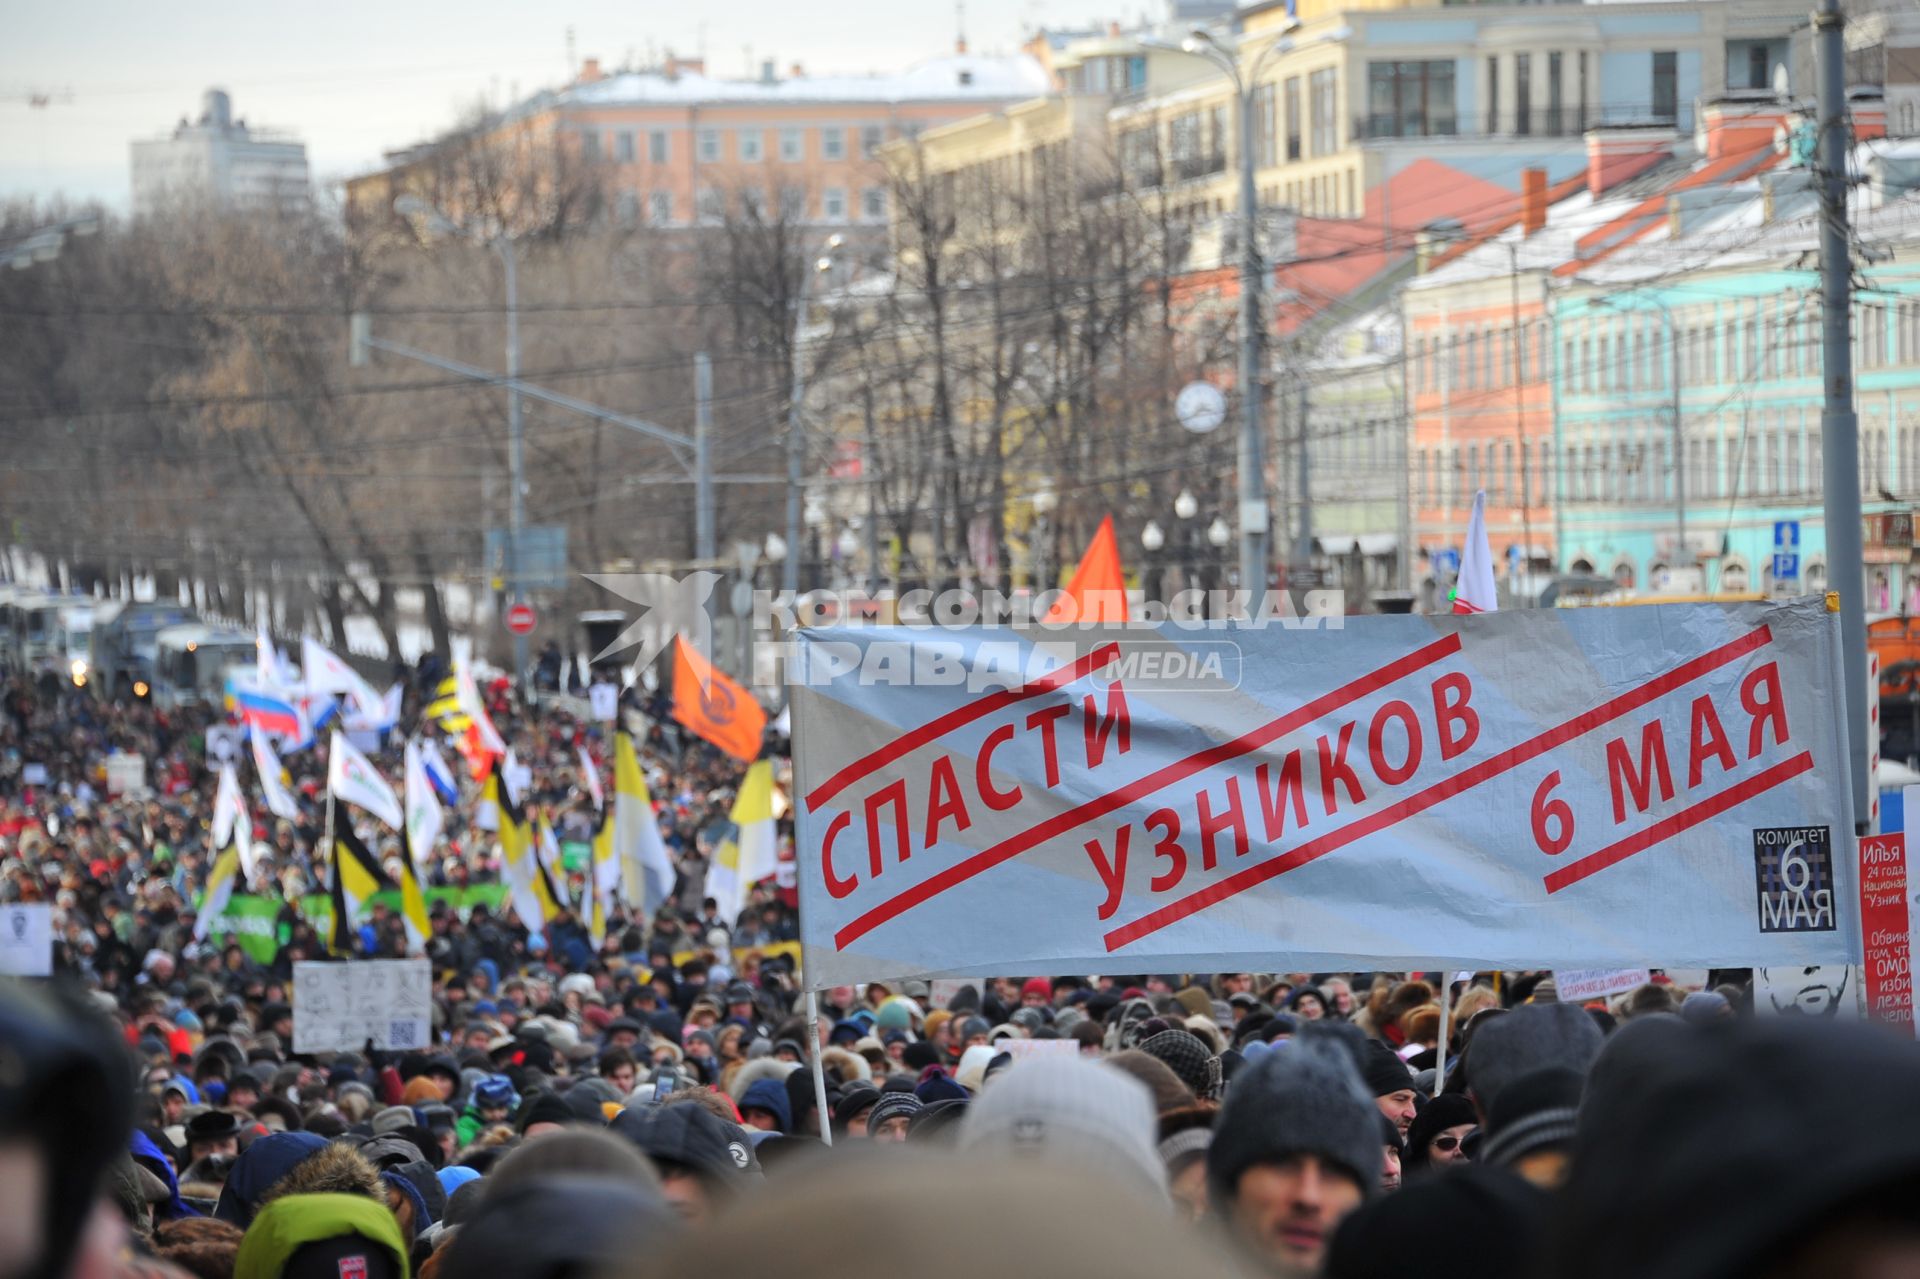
[505,603,538,635]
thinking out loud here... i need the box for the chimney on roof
[761,59,777,84]
[1520,167,1547,237]
[1109,20,1122,36]
[1699,97,1790,159]
[790,62,804,79]
[580,57,603,82]
[956,34,968,54]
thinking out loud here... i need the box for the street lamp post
[0,215,99,271]
[367,196,732,693]
[785,235,844,598]
[499,236,529,695]
[1148,26,1296,604]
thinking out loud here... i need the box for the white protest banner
[1755,964,1860,1017]
[105,753,146,797]
[590,683,619,723]
[994,1037,1080,1060]
[928,979,976,1009]
[0,903,53,976]
[790,599,1856,988]
[1553,968,1651,1002]
[292,959,432,1051]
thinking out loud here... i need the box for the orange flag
[670,636,767,762]
[1044,514,1129,623]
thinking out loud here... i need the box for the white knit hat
[956,1056,1167,1203]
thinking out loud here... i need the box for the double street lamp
[1145,22,1298,602]
[1142,489,1233,605]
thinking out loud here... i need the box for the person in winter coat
[1208,1040,1381,1278]
[232,1193,410,1279]
[454,1076,517,1148]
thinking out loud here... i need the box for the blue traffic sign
[1433,549,1461,575]
[1773,520,1800,549]
[1773,552,1800,579]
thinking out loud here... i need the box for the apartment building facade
[346,50,1048,233]
[131,89,310,219]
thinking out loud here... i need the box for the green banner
[201,895,284,965]
[298,882,512,931]
[207,885,514,954]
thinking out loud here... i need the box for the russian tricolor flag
[236,688,301,738]
[420,741,459,803]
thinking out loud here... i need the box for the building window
[649,191,673,225]
[822,127,846,161]
[1284,77,1302,161]
[778,185,805,219]
[823,187,847,221]
[739,130,764,162]
[649,130,669,164]
[697,128,720,162]
[1577,51,1589,132]
[1254,83,1278,165]
[1652,51,1678,122]
[696,187,723,223]
[1515,53,1532,135]
[861,185,887,221]
[615,189,638,226]
[1309,69,1339,155]
[1366,61,1457,137]
[780,127,803,162]
[1487,56,1500,133]
[1547,52,1564,135]
[616,130,636,163]
[862,124,885,156]
[742,186,767,218]
[580,128,602,162]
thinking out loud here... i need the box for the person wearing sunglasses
[1403,1092,1477,1174]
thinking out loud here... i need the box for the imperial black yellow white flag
[328,816,394,956]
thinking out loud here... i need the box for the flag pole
[1433,968,1453,1093]
[805,989,832,1148]
[323,787,339,956]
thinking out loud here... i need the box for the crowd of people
[4,667,1920,1279]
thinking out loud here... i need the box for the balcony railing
[1171,152,1228,182]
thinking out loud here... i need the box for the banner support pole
[806,989,833,1147]
[1433,968,1453,1094]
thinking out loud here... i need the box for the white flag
[302,637,385,719]
[1452,490,1499,615]
[578,745,604,811]
[250,728,301,822]
[326,730,403,830]
[403,739,445,873]
[211,764,258,880]
[455,653,507,755]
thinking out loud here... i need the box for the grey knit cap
[1207,1039,1383,1207]
[958,1056,1166,1202]
[1464,1003,1603,1111]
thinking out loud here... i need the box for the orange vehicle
[1872,615,1920,697]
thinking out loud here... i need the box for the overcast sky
[2,0,1127,209]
